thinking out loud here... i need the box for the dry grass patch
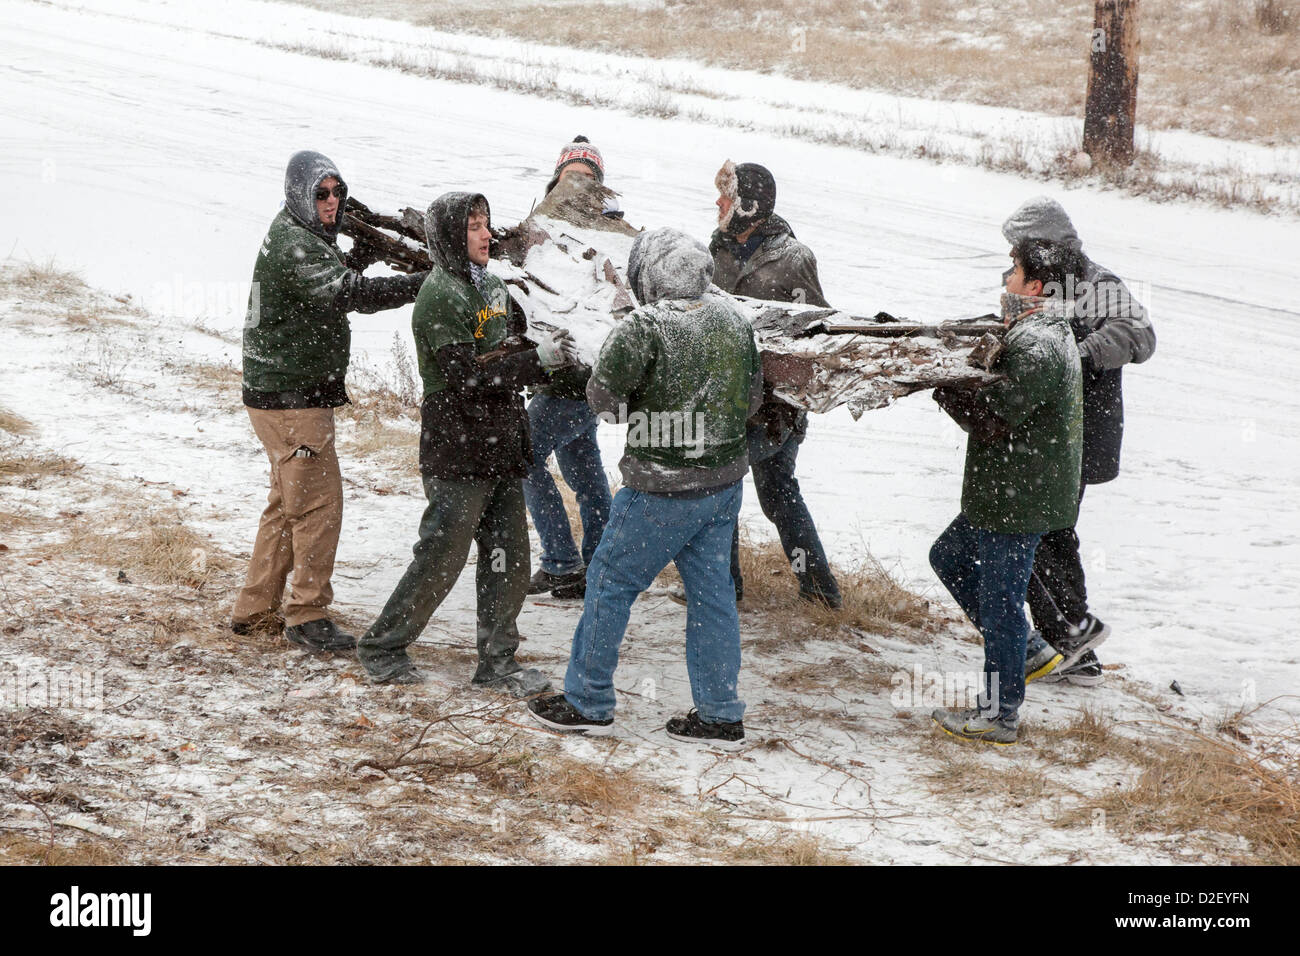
[0,441,80,486]
[922,737,1054,805]
[0,407,35,437]
[54,505,237,589]
[0,259,87,299]
[722,829,851,865]
[339,410,419,465]
[1052,725,1300,864]
[534,753,646,816]
[1030,706,1148,767]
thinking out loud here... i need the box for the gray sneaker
[931,707,1018,746]
[473,666,552,699]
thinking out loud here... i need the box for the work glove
[536,328,581,370]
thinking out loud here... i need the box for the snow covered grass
[296,0,1300,149]
[2,260,1294,863]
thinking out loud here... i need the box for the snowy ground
[1,0,1297,864]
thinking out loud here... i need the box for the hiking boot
[665,709,745,750]
[285,618,357,653]
[473,666,552,699]
[527,568,586,597]
[1025,643,1064,683]
[231,611,284,636]
[1051,614,1111,672]
[931,707,1018,746]
[526,694,613,736]
[1041,649,1104,687]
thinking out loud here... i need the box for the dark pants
[730,432,840,603]
[1026,484,1090,644]
[358,476,529,682]
[929,514,1042,721]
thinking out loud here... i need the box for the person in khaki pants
[233,150,426,651]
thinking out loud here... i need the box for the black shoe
[528,567,586,597]
[1050,614,1110,672]
[1042,649,1104,687]
[285,618,357,653]
[665,709,745,750]
[550,575,586,600]
[526,694,613,736]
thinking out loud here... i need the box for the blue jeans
[730,428,840,603]
[564,482,745,723]
[522,394,612,575]
[929,514,1042,721]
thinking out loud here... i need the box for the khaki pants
[233,407,343,628]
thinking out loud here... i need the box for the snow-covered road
[3,0,1297,719]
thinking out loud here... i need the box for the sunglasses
[314,185,345,201]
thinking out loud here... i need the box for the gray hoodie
[284,150,348,241]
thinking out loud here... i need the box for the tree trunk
[1083,0,1141,167]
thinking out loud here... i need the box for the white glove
[536,328,580,369]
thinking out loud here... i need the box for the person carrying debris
[527,228,764,748]
[928,238,1084,745]
[522,136,615,601]
[356,191,580,693]
[1001,197,1155,687]
[707,160,842,609]
[233,150,427,652]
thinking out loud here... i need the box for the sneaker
[526,694,613,736]
[285,618,357,653]
[473,666,553,699]
[1025,643,1064,683]
[1041,649,1104,687]
[550,576,586,600]
[931,707,1018,746]
[368,665,427,686]
[231,611,284,636]
[527,568,586,597]
[1052,614,1111,672]
[665,709,745,750]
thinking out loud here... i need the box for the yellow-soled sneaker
[931,708,1018,746]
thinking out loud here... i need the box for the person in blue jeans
[928,238,1084,745]
[522,135,618,600]
[527,228,764,748]
[522,390,612,598]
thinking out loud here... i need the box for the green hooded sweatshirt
[961,303,1084,534]
[242,150,424,407]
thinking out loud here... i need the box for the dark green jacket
[958,305,1083,534]
[242,151,424,408]
[413,192,548,481]
[589,228,763,493]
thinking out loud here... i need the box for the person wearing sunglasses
[233,150,428,653]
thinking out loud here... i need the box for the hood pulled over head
[424,191,490,281]
[627,227,714,305]
[716,160,776,236]
[284,150,347,241]
[1001,196,1082,253]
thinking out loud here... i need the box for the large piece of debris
[340,178,1003,418]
